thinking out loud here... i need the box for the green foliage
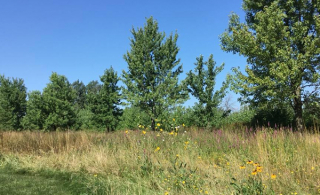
[88,67,122,131]
[122,16,188,130]
[186,55,229,128]
[221,0,320,130]
[22,91,45,130]
[42,72,76,131]
[118,106,150,130]
[72,80,86,111]
[0,75,27,130]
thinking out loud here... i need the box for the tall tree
[186,55,229,127]
[0,75,27,130]
[220,0,320,131]
[72,80,86,111]
[22,90,45,130]
[42,72,76,131]
[88,67,122,131]
[122,17,188,130]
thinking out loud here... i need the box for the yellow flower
[169,131,174,135]
[251,170,257,175]
[138,125,142,128]
[198,156,201,159]
[164,192,169,195]
[182,181,185,184]
[176,154,180,158]
[160,128,163,132]
[142,130,146,135]
[157,123,161,127]
[156,133,160,137]
[256,166,263,172]
[125,130,129,134]
[271,174,277,179]
[155,147,160,152]
[173,118,175,121]
[185,141,189,145]
[247,160,253,164]
[94,174,97,177]
[183,123,185,127]
[240,165,246,169]
[205,191,209,194]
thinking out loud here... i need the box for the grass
[0,126,320,194]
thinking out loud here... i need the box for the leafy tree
[72,80,86,111]
[220,0,320,131]
[88,67,122,131]
[22,90,45,130]
[118,106,150,130]
[42,72,76,131]
[122,17,188,130]
[186,55,229,127]
[0,75,27,130]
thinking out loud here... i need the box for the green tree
[72,80,86,111]
[42,72,76,131]
[122,17,188,130]
[22,90,45,130]
[186,55,229,127]
[0,75,27,130]
[220,0,320,131]
[89,67,122,131]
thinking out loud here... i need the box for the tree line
[1,0,320,131]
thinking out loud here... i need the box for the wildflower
[176,154,180,158]
[254,163,259,166]
[138,125,142,128]
[169,131,174,135]
[247,160,253,164]
[164,192,169,195]
[198,156,201,159]
[157,123,161,127]
[182,181,185,184]
[160,128,163,132]
[142,130,146,135]
[94,174,97,177]
[251,170,257,175]
[185,141,189,145]
[271,174,277,179]
[183,123,185,127]
[256,166,263,172]
[155,147,160,152]
[173,118,175,121]
[156,133,160,137]
[205,191,209,194]
[240,165,246,169]
[125,130,129,134]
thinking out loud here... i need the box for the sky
[0,0,247,109]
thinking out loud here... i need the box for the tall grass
[0,128,319,194]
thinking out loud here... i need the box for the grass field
[0,127,320,194]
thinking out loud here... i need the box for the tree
[0,75,27,130]
[220,0,320,131]
[22,90,45,130]
[72,80,86,111]
[88,67,122,131]
[122,17,188,130]
[42,72,76,131]
[186,55,229,127]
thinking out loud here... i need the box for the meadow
[0,126,320,195]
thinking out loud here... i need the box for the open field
[0,128,320,195]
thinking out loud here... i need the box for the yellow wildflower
[173,118,175,121]
[254,163,259,166]
[169,131,174,135]
[142,130,146,135]
[271,174,277,179]
[155,147,160,152]
[257,166,263,172]
[251,170,257,175]
[125,130,129,134]
[160,128,163,132]
[183,123,185,127]
[157,123,161,127]
[247,160,253,164]
[240,165,246,169]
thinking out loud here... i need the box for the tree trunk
[293,87,303,131]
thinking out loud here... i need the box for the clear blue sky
[0,0,247,108]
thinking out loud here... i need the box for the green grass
[0,168,72,195]
[0,128,320,194]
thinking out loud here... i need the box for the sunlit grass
[0,127,319,194]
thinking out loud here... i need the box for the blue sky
[0,0,247,108]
